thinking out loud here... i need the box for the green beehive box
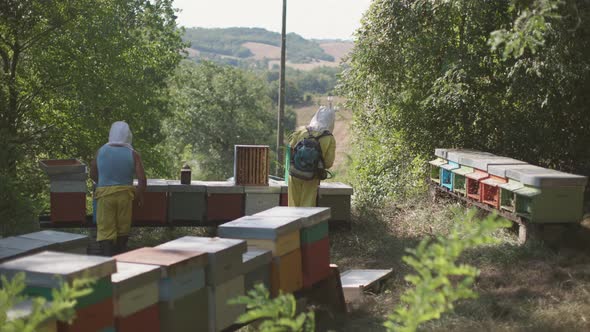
[254,207,331,245]
[451,166,473,195]
[167,180,207,224]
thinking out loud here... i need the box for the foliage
[0,0,185,233]
[267,67,340,103]
[229,284,315,332]
[490,0,562,59]
[341,0,590,207]
[165,61,276,180]
[183,27,334,63]
[0,273,95,332]
[384,209,511,332]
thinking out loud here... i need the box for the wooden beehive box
[242,247,272,292]
[440,161,460,191]
[234,145,270,186]
[451,166,473,195]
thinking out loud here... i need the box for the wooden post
[276,0,287,176]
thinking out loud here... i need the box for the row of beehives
[0,206,333,332]
[47,178,353,226]
[430,149,588,223]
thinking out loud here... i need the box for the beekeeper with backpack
[288,106,336,207]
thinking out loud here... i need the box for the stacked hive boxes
[115,247,209,332]
[40,159,87,223]
[0,251,117,331]
[132,179,168,224]
[7,300,57,332]
[218,215,303,297]
[0,231,89,263]
[431,149,588,223]
[156,237,247,332]
[254,207,332,288]
[204,181,245,223]
[167,180,207,224]
[111,262,161,332]
[242,247,273,292]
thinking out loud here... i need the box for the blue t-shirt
[97,145,134,187]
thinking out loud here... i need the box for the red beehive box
[57,297,114,332]
[204,182,244,224]
[50,192,86,223]
[465,169,489,201]
[132,179,168,224]
[280,193,288,206]
[480,175,508,209]
[116,303,160,332]
[301,236,331,289]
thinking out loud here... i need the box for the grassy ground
[318,196,590,331]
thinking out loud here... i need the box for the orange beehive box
[57,297,114,332]
[465,169,489,201]
[480,175,508,209]
[301,237,331,289]
[271,248,302,297]
[280,193,288,206]
[234,145,270,186]
[132,192,167,224]
[50,192,86,223]
[115,303,160,332]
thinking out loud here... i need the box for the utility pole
[276,0,287,176]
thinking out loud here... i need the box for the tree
[341,0,590,206]
[165,61,275,180]
[0,0,184,234]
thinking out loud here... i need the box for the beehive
[40,159,88,223]
[428,158,447,184]
[234,145,270,186]
[115,247,209,332]
[451,166,473,195]
[440,161,459,191]
[480,175,508,208]
[0,251,116,332]
[132,179,168,224]
[111,262,160,325]
[167,180,207,224]
[244,185,281,215]
[218,215,302,256]
[318,183,353,225]
[204,181,245,223]
[207,275,245,331]
[271,248,303,297]
[465,169,489,201]
[242,247,272,292]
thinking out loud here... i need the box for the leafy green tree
[0,273,94,332]
[341,0,590,206]
[230,284,315,332]
[385,209,511,332]
[0,0,184,234]
[165,61,275,180]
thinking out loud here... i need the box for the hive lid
[480,178,505,187]
[440,163,460,171]
[498,180,524,191]
[318,182,354,195]
[39,159,87,176]
[0,247,26,263]
[505,165,588,188]
[340,269,393,289]
[167,180,206,193]
[513,186,541,197]
[244,185,281,194]
[203,181,244,194]
[242,246,272,273]
[115,247,208,278]
[458,156,527,171]
[254,207,331,228]
[218,215,302,240]
[156,236,247,258]
[134,179,169,192]
[446,150,495,163]
[488,164,534,178]
[429,158,447,167]
[465,172,488,180]
[434,148,491,159]
[0,236,55,252]
[452,166,474,176]
[19,231,88,249]
[0,251,116,287]
[111,261,161,292]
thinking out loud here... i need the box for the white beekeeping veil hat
[308,106,335,133]
[107,121,133,149]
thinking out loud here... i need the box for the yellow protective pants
[288,176,319,207]
[95,186,135,241]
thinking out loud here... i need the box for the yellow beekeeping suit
[288,106,336,207]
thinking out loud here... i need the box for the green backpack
[289,128,332,181]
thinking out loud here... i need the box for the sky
[173,0,373,40]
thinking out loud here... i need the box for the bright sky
[173,0,373,40]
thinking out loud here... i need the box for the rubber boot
[98,240,115,257]
[115,236,129,255]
